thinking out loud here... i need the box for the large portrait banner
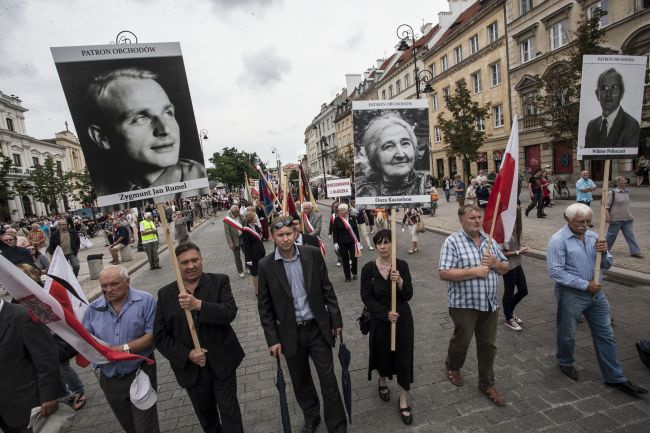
[51,42,209,207]
[352,100,430,207]
[577,55,646,160]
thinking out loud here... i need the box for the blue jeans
[66,254,80,277]
[60,359,85,397]
[555,286,626,383]
[606,220,641,255]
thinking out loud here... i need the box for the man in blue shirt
[83,265,160,433]
[109,220,130,265]
[547,203,647,396]
[575,170,597,206]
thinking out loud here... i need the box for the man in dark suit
[292,216,320,248]
[258,215,347,433]
[47,218,81,276]
[0,300,63,432]
[584,68,640,149]
[154,242,245,433]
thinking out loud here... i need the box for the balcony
[521,115,541,131]
[8,167,35,176]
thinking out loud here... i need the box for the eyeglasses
[272,218,293,229]
[597,84,622,95]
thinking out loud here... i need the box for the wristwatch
[123,343,130,353]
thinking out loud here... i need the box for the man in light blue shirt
[547,204,646,396]
[575,170,597,206]
[83,265,160,433]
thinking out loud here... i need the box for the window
[476,117,485,132]
[431,63,436,77]
[489,62,501,86]
[454,46,463,64]
[13,154,22,167]
[382,89,386,99]
[434,127,442,143]
[396,79,401,93]
[389,85,393,98]
[521,38,534,63]
[441,55,448,72]
[550,19,569,50]
[404,74,410,87]
[32,157,39,167]
[523,92,538,116]
[56,161,63,175]
[520,0,533,15]
[487,22,498,43]
[442,86,451,106]
[493,104,504,127]
[469,34,479,54]
[588,1,608,28]
[6,118,14,132]
[432,93,439,111]
[471,71,482,94]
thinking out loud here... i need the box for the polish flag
[482,114,520,243]
[0,253,154,367]
[46,247,89,323]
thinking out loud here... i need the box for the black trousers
[99,361,160,433]
[526,190,543,216]
[0,415,24,433]
[285,322,347,433]
[502,265,528,321]
[185,367,243,433]
[337,242,357,280]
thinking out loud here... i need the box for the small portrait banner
[577,55,646,160]
[352,100,430,207]
[51,42,209,206]
[326,178,351,198]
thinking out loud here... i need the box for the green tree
[533,8,608,149]
[208,147,265,190]
[22,157,72,214]
[437,79,490,181]
[332,145,354,178]
[69,167,97,207]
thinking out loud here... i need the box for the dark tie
[599,118,608,147]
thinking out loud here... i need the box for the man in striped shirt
[439,205,509,406]
[547,203,647,396]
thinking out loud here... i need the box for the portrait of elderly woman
[355,111,429,198]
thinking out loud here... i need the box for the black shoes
[378,385,390,402]
[637,342,650,369]
[301,415,321,433]
[525,208,530,217]
[560,365,579,381]
[399,401,413,425]
[352,275,358,280]
[345,278,351,282]
[605,381,648,396]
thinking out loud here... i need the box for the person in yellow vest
[140,212,161,270]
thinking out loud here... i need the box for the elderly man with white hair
[331,203,361,282]
[546,203,647,396]
[140,212,161,270]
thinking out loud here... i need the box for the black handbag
[356,306,371,335]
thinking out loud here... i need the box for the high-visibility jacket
[140,220,158,243]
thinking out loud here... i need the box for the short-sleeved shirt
[114,226,130,245]
[438,229,507,311]
[576,178,596,202]
[529,176,542,192]
[83,288,156,377]
[454,180,466,199]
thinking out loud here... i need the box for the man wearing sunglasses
[585,68,640,149]
[258,216,347,433]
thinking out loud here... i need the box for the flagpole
[298,168,305,233]
[593,159,611,285]
[390,207,397,352]
[485,192,502,257]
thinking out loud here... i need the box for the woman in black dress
[241,211,266,296]
[360,229,414,425]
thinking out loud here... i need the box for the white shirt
[601,105,621,136]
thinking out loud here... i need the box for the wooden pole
[390,207,397,352]
[592,159,611,285]
[155,203,201,350]
[485,192,502,257]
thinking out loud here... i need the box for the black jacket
[0,302,63,428]
[299,233,320,248]
[258,245,343,357]
[331,215,360,245]
[0,243,34,266]
[47,228,80,256]
[153,273,245,388]
[241,225,266,262]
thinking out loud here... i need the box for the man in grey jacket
[223,205,245,278]
[303,202,322,237]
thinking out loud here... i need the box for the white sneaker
[505,319,522,331]
[239,272,245,278]
[512,314,523,324]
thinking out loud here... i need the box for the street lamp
[396,24,431,99]
[199,129,208,150]
[319,136,329,198]
[271,146,281,189]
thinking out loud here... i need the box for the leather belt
[296,319,315,327]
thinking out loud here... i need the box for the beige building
[423,0,511,180]
[506,0,650,181]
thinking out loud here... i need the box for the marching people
[241,211,266,295]
[140,212,162,270]
[331,203,361,282]
[500,202,529,331]
[547,204,647,395]
[292,216,320,248]
[365,208,375,234]
[83,265,160,433]
[302,201,322,237]
[254,200,270,240]
[360,229,414,425]
[154,242,245,433]
[109,219,131,265]
[47,218,81,276]
[328,200,342,267]
[525,169,546,218]
[438,205,509,406]
[223,205,245,278]
[258,215,347,433]
[605,176,644,259]
[401,207,422,254]
[351,200,373,250]
[174,210,190,245]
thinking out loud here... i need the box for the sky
[1,0,445,168]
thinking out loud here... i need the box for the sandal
[72,393,86,410]
[482,386,506,407]
[378,385,390,402]
[408,250,414,254]
[399,401,413,425]
[447,369,464,386]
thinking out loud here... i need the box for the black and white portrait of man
[353,100,430,206]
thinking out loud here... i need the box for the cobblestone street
[68,208,650,433]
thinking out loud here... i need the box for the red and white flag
[0,254,153,367]
[483,114,520,243]
[46,247,89,323]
